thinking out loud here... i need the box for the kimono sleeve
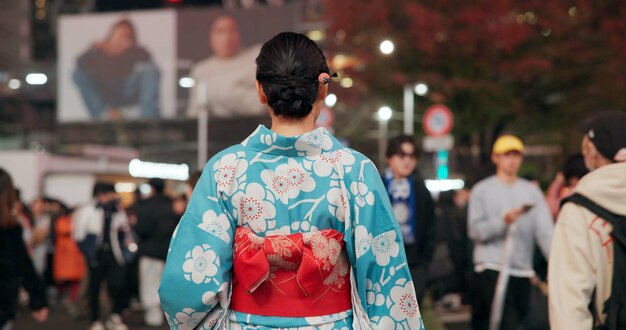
[159,159,236,330]
[344,159,425,330]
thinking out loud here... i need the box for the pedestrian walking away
[159,32,424,329]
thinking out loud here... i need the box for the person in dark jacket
[134,178,179,326]
[382,135,437,305]
[0,168,48,329]
[73,18,160,120]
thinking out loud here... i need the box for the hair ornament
[318,72,338,85]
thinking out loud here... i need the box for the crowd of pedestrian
[1,110,624,330]
[0,172,198,330]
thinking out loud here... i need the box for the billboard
[58,10,177,122]
[58,5,298,123]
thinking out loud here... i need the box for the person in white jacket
[73,183,133,330]
[548,111,626,330]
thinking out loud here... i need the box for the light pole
[197,80,209,170]
[377,106,392,166]
[403,82,429,134]
[403,84,414,135]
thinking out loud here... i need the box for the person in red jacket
[53,209,86,316]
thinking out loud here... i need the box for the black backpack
[561,193,626,330]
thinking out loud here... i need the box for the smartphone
[521,204,534,213]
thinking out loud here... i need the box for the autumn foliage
[324,0,626,138]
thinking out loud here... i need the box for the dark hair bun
[256,32,329,119]
[265,77,317,119]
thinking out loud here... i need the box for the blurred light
[139,183,152,195]
[325,93,337,108]
[379,40,394,55]
[25,73,47,85]
[568,7,578,17]
[8,79,21,90]
[414,83,429,96]
[541,28,552,37]
[525,12,537,25]
[378,106,392,121]
[129,159,189,181]
[127,243,138,253]
[516,14,525,24]
[333,54,348,68]
[339,77,353,88]
[307,30,326,42]
[115,182,137,193]
[178,77,195,88]
[35,0,46,8]
[425,179,465,192]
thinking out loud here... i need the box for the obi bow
[233,226,347,296]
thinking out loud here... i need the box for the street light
[378,106,392,120]
[378,106,392,165]
[414,83,429,96]
[403,82,430,134]
[379,40,394,55]
[324,93,337,108]
[178,77,195,88]
[8,79,21,90]
[25,73,47,85]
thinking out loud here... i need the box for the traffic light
[436,150,449,179]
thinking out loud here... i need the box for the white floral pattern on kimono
[159,125,424,329]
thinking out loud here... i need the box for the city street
[12,298,472,330]
[13,301,169,330]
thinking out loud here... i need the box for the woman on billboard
[73,18,160,120]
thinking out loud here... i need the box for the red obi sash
[231,227,352,317]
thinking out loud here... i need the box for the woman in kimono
[159,32,424,330]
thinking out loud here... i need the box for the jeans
[73,61,160,119]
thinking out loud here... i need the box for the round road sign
[423,104,453,136]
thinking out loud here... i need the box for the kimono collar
[241,125,344,157]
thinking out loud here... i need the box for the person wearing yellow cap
[467,134,554,330]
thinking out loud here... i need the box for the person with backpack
[548,111,626,330]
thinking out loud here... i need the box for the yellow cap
[492,135,524,154]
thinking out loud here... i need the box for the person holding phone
[467,135,554,330]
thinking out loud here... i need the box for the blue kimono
[159,125,424,329]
